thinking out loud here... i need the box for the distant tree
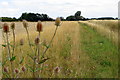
[97,17,114,20]
[75,11,81,17]
[18,12,53,21]
[75,11,81,20]
[115,17,118,20]
[60,17,65,21]
[66,11,85,21]
[1,17,18,22]
[66,16,76,21]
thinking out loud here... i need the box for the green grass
[79,22,118,78]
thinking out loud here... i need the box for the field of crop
[1,20,118,78]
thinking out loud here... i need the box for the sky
[0,0,119,19]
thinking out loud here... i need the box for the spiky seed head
[37,21,42,32]
[21,66,26,72]
[3,23,9,33]
[11,22,15,30]
[3,67,8,73]
[20,39,24,45]
[55,17,61,26]
[14,69,19,74]
[23,20,28,28]
[35,37,40,45]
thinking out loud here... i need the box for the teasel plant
[42,17,61,58]
[22,20,32,47]
[14,68,20,78]
[38,17,61,77]
[10,22,15,57]
[3,23,14,78]
[3,67,10,78]
[33,37,40,77]
[19,39,24,65]
[36,21,42,61]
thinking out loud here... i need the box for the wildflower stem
[42,26,58,57]
[33,58,36,78]
[6,33,14,78]
[6,33,11,59]
[12,29,15,57]
[10,61,14,78]
[25,28,31,46]
[25,28,34,53]
[38,32,40,61]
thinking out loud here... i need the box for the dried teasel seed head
[22,20,28,28]
[11,22,15,30]
[35,37,40,45]
[55,17,61,26]
[20,39,24,45]
[14,69,19,74]
[3,23,9,33]
[3,67,8,73]
[37,21,42,32]
[21,66,26,72]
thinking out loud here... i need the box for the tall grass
[2,21,82,78]
[2,18,62,78]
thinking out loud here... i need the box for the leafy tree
[66,16,76,21]
[75,11,81,17]
[18,13,53,21]
[1,17,18,22]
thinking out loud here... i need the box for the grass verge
[79,22,118,78]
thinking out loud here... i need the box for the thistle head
[11,22,15,30]
[3,67,8,73]
[21,66,26,72]
[37,21,42,32]
[23,20,28,28]
[54,66,60,74]
[20,39,24,46]
[55,17,61,26]
[14,68,19,74]
[35,37,40,45]
[3,23,9,33]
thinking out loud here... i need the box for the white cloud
[1,1,9,7]
[0,0,119,18]
[1,1,8,5]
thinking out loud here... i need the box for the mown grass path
[79,22,118,78]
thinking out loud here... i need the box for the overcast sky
[0,0,119,19]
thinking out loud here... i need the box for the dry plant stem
[25,28,34,53]
[6,33,14,78]
[25,28,31,46]
[32,45,38,78]
[38,32,40,61]
[33,58,36,78]
[2,31,6,44]
[6,33,11,59]
[12,29,15,57]
[42,26,58,57]
[20,46,23,54]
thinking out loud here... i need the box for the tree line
[0,11,117,22]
